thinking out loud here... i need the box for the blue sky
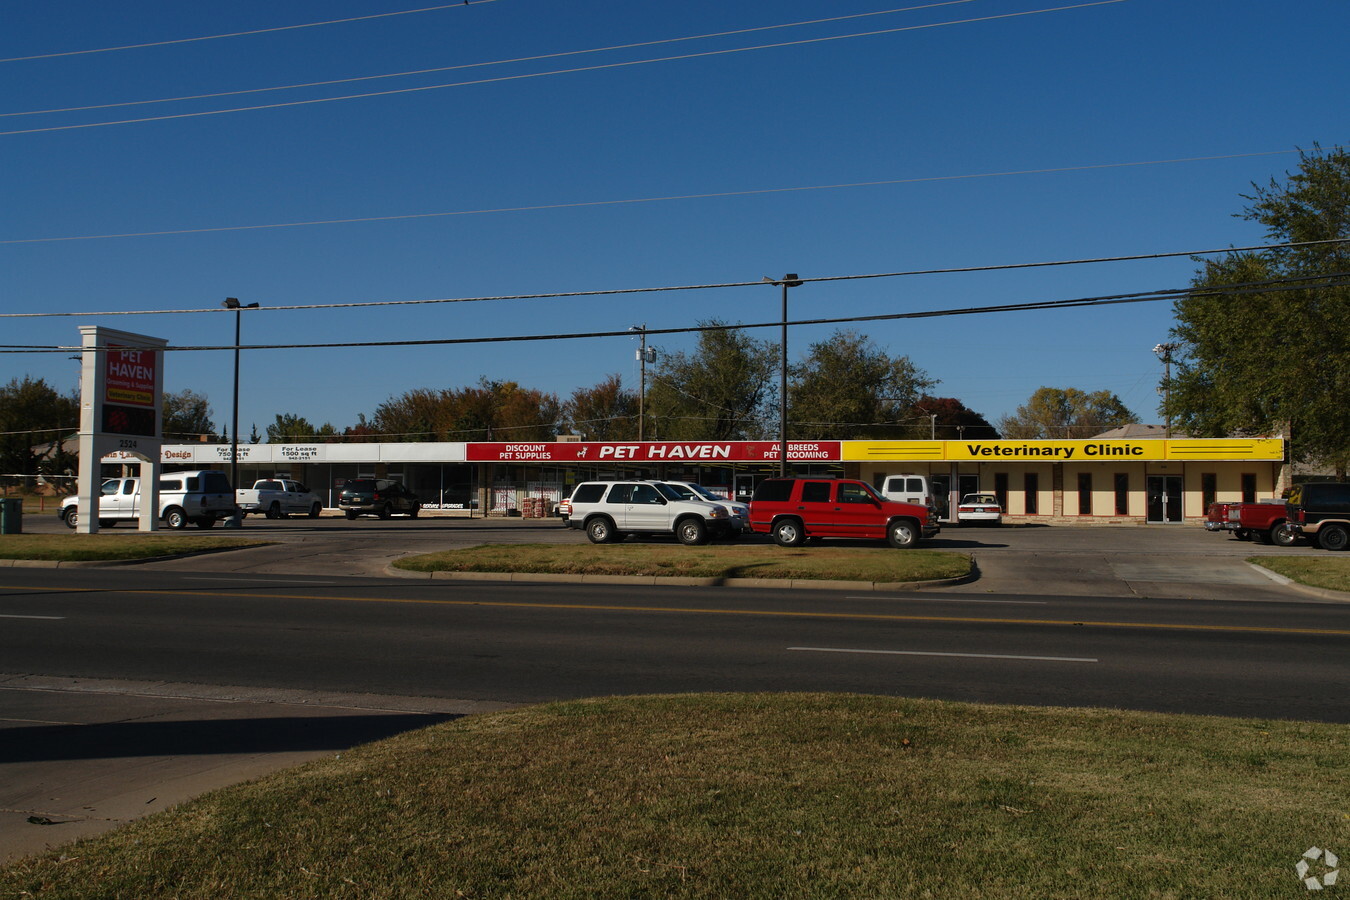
[3,0,1346,440]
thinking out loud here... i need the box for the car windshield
[964,494,998,504]
[653,482,684,501]
[663,483,697,500]
[688,484,723,501]
[345,480,377,492]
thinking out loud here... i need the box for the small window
[159,479,183,492]
[606,484,635,504]
[1201,473,1217,511]
[1024,473,1039,515]
[186,476,200,492]
[1241,473,1257,504]
[994,473,1008,513]
[1114,473,1129,516]
[1078,472,1093,515]
[630,484,662,504]
[801,482,832,503]
[102,481,121,496]
[836,483,873,504]
[752,480,794,502]
[906,477,924,493]
[571,483,606,504]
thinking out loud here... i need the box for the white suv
[562,480,735,545]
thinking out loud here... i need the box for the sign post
[75,326,166,533]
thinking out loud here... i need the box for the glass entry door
[1146,475,1183,523]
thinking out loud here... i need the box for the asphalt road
[3,518,1348,861]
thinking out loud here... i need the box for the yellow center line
[6,582,1350,637]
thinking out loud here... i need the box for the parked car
[337,479,420,520]
[1286,482,1350,550]
[60,471,236,530]
[877,473,935,509]
[658,481,749,535]
[561,480,735,545]
[1225,499,1296,545]
[1205,501,1237,533]
[748,477,939,548]
[236,478,324,519]
[957,493,1002,526]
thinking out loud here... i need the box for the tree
[905,396,1000,440]
[788,330,935,440]
[162,389,216,442]
[644,322,777,440]
[368,379,561,442]
[562,374,639,440]
[0,376,79,490]
[1169,146,1350,470]
[997,387,1136,439]
[266,413,338,443]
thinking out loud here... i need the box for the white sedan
[957,493,1003,526]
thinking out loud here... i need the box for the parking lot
[15,510,1334,602]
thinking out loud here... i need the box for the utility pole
[631,325,654,441]
[1153,342,1180,438]
[766,274,803,476]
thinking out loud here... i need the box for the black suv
[1286,482,1350,550]
[338,478,420,520]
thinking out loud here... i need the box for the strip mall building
[145,430,1286,526]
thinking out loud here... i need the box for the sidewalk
[0,675,511,864]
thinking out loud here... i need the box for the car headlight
[709,505,728,518]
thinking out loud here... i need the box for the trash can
[0,498,22,534]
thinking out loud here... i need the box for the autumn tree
[562,374,639,440]
[905,396,1000,440]
[645,322,777,440]
[368,379,561,442]
[997,387,1136,439]
[1169,146,1350,470]
[788,330,935,440]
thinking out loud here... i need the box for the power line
[2,1,982,119]
[2,237,1344,318]
[7,272,1344,355]
[0,3,499,64]
[0,147,1317,245]
[0,0,1131,136]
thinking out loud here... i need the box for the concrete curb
[382,564,974,591]
[1246,560,1350,602]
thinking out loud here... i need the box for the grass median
[3,692,1345,898]
[0,533,270,562]
[1250,555,1350,593]
[393,542,971,583]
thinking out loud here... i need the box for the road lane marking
[0,614,64,620]
[2,583,1349,637]
[846,596,1047,604]
[789,646,1097,663]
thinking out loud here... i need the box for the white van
[877,474,934,509]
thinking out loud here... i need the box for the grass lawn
[1251,555,1350,593]
[393,542,971,583]
[2,693,1345,898]
[0,533,270,561]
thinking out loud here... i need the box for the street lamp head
[223,297,240,309]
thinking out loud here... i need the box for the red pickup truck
[1225,500,1297,546]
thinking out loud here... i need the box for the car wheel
[409,505,419,519]
[309,503,322,518]
[1271,523,1297,547]
[1233,528,1250,541]
[888,519,919,549]
[586,516,618,544]
[345,510,358,520]
[63,508,78,529]
[1318,524,1348,551]
[771,518,805,547]
[378,503,393,520]
[164,507,188,529]
[266,502,282,520]
[676,517,707,546]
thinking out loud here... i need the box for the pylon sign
[75,326,167,533]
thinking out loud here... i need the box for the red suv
[748,478,939,548]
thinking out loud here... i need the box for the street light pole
[768,274,803,477]
[223,298,259,527]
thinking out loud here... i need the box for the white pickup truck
[60,470,237,529]
[236,478,325,519]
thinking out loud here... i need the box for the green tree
[563,374,639,440]
[266,413,338,443]
[0,376,79,489]
[788,330,935,440]
[368,379,560,442]
[1169,146,1350,470]
[997,387,1136,439]
[645,322,777,440]
[162,389,216,442]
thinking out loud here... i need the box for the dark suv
[338,478,420,520]
[748,478,938,548]
[1286,482,1350,550]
